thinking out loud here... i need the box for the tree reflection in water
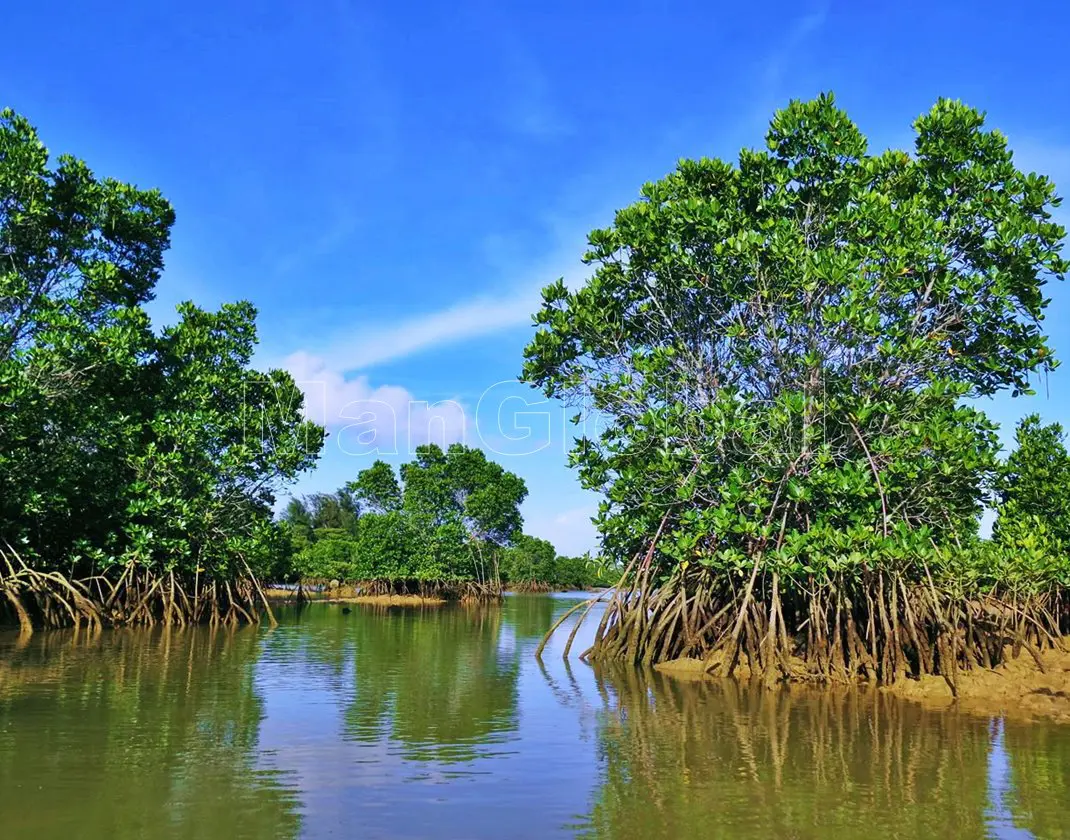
[550,662,1062,840]
[0,627,301,840]
[2,600,1067,840]
[263,602,521,765]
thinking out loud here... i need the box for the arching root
[545,561,1067,688]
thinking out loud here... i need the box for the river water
[0,595,1066,839]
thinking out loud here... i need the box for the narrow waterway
[0,596,1066,839]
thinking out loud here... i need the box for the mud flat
[883,644,1070,723]
[328,594,446,606]
[655,642,1070,724]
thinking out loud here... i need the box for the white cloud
[271,204,622,544]
[286,350,467,456]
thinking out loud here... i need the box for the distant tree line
[272,444,614,594]
[499,534,615,591]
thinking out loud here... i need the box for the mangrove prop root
[536,597,598,660]
[0,547,270,634]
[546,557,1068,687]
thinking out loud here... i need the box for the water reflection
[250,599,587,838]
[263,603,520,764]
[536,659,1067,840]
[571,668,992,838]
[986,719,1034,839]
[505,594,558,642]
[1000,718,1070,840]
[0,627,300,840]
[0,599,1067,840]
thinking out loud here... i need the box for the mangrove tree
[0,108,324,632]
[523,94,1069,686]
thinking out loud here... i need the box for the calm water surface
[0,595,1067,839]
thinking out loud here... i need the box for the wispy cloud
[316,289,540,371]
[731,0,831,139]
[468,5,573,142]
[271,212,362,276]
[292,216,599,373]
[286,350,467,454]
[763,2,831,90]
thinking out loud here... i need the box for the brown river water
[0,595,1067,839]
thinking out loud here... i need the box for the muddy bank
[883,645,1070,723]
[655,642,1070,724]
[328,594,446,606]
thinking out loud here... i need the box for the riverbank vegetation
[501,535,617,591]
[523,94,1070,688]
[0,110,324,633]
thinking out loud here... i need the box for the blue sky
[5,0,1069,553]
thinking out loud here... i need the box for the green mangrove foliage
[995,414,1070,550]
[975,415,1070,608]
[522,94,1069,685]
[280,475,611,593]
[280,444,528,597]
[0,109,324,632]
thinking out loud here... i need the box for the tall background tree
[996,414,1070,547]
[280,445,530,598]
[987,415,1070,596]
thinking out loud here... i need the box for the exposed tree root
[0,546,268,636]
[542,562,1068,688]
[508,580,556,594]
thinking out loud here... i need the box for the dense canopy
[523,94,1069,682]
[0,108,323,632]
[278,445,612,594]
[280,444,527,597]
